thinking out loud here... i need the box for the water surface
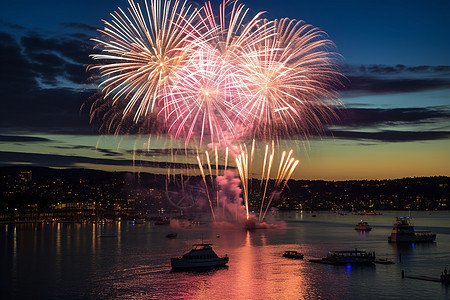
[1,211,450,299]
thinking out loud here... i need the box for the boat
[388,217,436,243]
[283,251,304,259]
[354,221,372,231]
[166,233,177,239]
[374,258,395,264]
[171,243,229,269]
[309,248,375,264]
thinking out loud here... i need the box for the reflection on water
[1,211,449,299]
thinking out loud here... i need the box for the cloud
[328,130,450,142]
[322,106,450,142]
[126,148,199,156]
[0,32,38,92]
[53,145,123,156]
[0,151,201,170]
[345,64,450,76]
[0,30,96,135]
[345,76,450,94]
[0,135,51,143]
[342,64,450,95]
[21,32,93,64]
[20,32,94,85]
[0,19,25,30]
[61,22,97,32]
[0,87,95,134]
[335,106,450,128]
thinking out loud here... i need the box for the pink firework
[155,0,275,146]
[159,46,253,146]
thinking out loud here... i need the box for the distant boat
[309,249,375,264]
[171,244,229,270]
[166,233,177,239]
[388,217,436,243]
[283,251,304,259]
[354,221,372,231]
[374,258,395,264]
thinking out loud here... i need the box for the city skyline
[0,0,449,180]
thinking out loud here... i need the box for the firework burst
[90,0,199,122]
[89,0,344,223]
[238,18,343,141]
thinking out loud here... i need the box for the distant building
[19,170,32,182]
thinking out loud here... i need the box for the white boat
[309,249,375,264]
[354,221,372,231]
[171,243,229,269]
[388,217,436,243]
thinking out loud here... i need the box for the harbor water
[1,210,450,299]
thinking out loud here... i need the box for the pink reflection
[188,230,314,299]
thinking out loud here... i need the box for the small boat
[354,221,372,231]
[171,243,229,270]
[166,233,177,239]
[374,258,395,264]
[388,217,436,243]
[283,251,304,259]
[309,248,375,264]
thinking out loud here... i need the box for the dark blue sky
[0,0,449,179]
[3,0,449,65]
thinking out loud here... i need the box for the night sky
[0,0,449,180]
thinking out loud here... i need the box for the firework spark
[198,0,273,57]
[232,141,299,222]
